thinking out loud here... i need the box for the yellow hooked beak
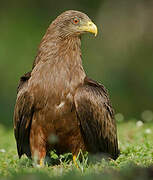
[79,21,98,36]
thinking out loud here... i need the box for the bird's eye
[72,17,80,25]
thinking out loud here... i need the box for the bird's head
[52,10,98,38]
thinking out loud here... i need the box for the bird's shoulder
[17,71,31,93]
[84,76,108,95]
[75,76,114,117]
[77,76,110,102]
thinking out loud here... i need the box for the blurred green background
[0,0,153,127]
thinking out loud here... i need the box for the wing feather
[74,77,119,159]
[14,72,33,158]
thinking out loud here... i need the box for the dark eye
[72,17,80,25]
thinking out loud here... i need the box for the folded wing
[74,77,119,159]
[14,72,33,158]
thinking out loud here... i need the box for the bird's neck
[57,36,83,67]
[32,33,86,93]
[34,33,84,71]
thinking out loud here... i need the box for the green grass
[0,121,153,180]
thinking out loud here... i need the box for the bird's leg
[32,148,46,167]
[72,149,86,170]
[30,126,47,167]
[30,147,46,167]
[39,158,45,167]
[31,147,46,167]
[73,155,79,169]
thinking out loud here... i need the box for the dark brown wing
[74,77,119,159]
[14,71,33,158]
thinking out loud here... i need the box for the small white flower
[145,128,152,134]
[141,110,153,122]
[136,120,143,127]
[35,164,41,168]
[115,113,124,122]
[0,149,6,153]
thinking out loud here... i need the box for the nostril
[88,22,92,26]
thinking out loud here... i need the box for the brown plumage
[14,10,119,164]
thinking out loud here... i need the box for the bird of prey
[14,10,119,166]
